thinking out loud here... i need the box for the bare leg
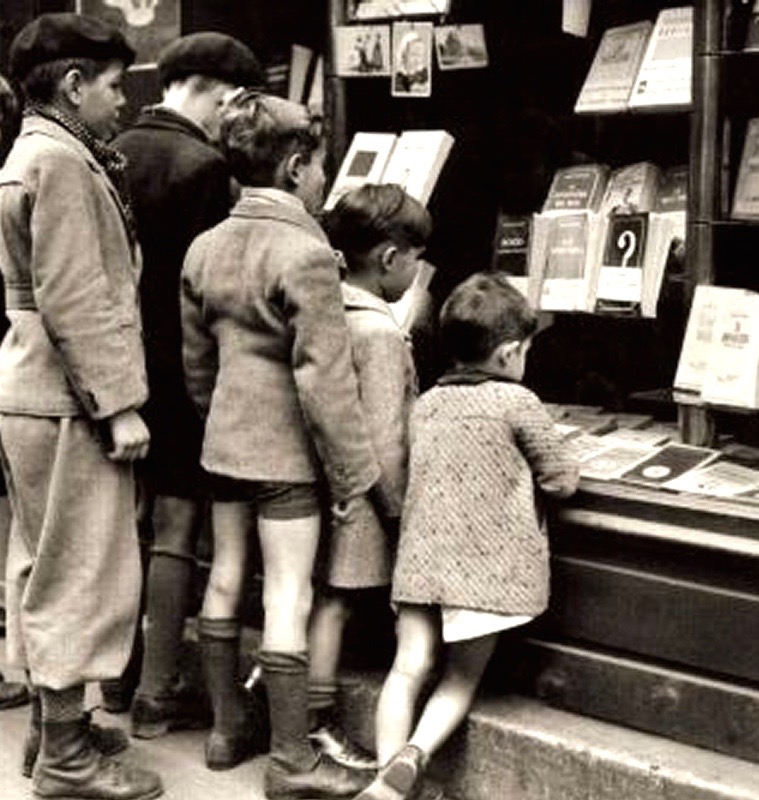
[409,633,498,759]
[374,605,439,766]
[309,592,350,685]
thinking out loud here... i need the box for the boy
[115,31,263,740]
[181,91,381,796]
[307,183,431,770]
[0,13,161,800]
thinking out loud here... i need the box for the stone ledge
[336,669,759,800]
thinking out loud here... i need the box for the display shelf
[632,386,759,416]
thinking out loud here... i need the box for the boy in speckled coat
[307,184,431,771]
[356,273,579,800]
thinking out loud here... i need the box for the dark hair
[220,90,322,187]
[440,272,538,364]
[324,183,432,272]
[21,57,112,104]
[0,75,20,163]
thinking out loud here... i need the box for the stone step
[335,669,759,800]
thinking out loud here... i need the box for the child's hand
[106,409,150,462]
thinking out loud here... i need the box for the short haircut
[219,90,323,188]
[324,183,432,272]
[0,75,19,162]
[21,57,112,104]
[440,272,538,364]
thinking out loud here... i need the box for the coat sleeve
[280,247,380,501]
[180,237,218,419]
[350,319,413,518]
[512,387,580,498]
[28,150,146,420]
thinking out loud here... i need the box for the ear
[495,340,521,366]
[282,151,303,189]
[380,243,398,273]
[59,67,84,108]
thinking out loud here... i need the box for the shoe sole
[131,716,209,739]
[0,693,31,711]
[33,788,164,800]
[354,758,419,800]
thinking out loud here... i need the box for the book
[628,6,693,109]
[324,129,454,211]
[528,211,606,311]
[664,460,759,497]
[571,433,616,462]
[580,442,656,481]
[574,21,654,113]
[380,129,454,205]
[491,213,531,295]
[594,211,650,312]
[619,443,719,488]
[324,132,398,210]
[731,118,759,220]
[388,259,436,335]
[601,427,674,448]
[349,0,450,19]
[542,164,609,213]
[674,285,740,394]
[600,162,661,216]
[561,410,618,436]
[700,289,759,409]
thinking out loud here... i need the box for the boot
[33,717,163,800]
[198,617,268,771]
[23,694,129,778]
[261,651,371,799]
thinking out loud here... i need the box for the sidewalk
[0,647,269,800]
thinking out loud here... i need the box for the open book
[324,129,454,210]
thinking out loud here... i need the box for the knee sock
[197,617,247,736]
[138,549,195,697]
[39,685,85,723]
[307,679,338,732]
[260,650,317,771]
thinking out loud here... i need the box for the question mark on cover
[617,230,637,267]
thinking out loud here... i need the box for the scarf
[25,103,137,245]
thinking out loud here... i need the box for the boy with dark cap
[0,12,161,800]
[113,32,263,741]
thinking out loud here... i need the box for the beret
[9,13,135,81]
[158,32,263,88]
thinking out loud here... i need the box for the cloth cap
[158,32,262,88]
[9,13,135,81]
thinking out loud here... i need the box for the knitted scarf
[25,103,137,244]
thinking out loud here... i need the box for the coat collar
[17,115,135,256]
[341,282,395,317]
[231,187,327,241]
[130,106,211,144]
[438,366,517,387]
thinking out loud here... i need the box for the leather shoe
[265,752,372,799]
[131,687,211,739]
[308,724,377,770]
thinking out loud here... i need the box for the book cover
[674,285,743,394]
[701,289,759,409]
[542,164,609,212]
[323,132,398,211]
[664,460,759,497]
[595,212,649,311]
[602,427,673,448]
[350,0,450,19]
[731,118,759,220]
[571,433,615,462]
[492,213,531,294]
[381,129,455,205]
[628,6,693,109]
[656,165,688,212]
[574,21,654,113]
[619,443,719,488]
[539,213,589,310]
[580,443,657,481]
[600,162,661,215]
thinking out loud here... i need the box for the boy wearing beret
[0,13,161,800]
[113,32,263,747]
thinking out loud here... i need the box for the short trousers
[205,473,320,520]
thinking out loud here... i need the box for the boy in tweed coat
[356,273,579,800]
[307,184,432,770]
[181,91,381,799]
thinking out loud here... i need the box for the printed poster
[77,0,181,67]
